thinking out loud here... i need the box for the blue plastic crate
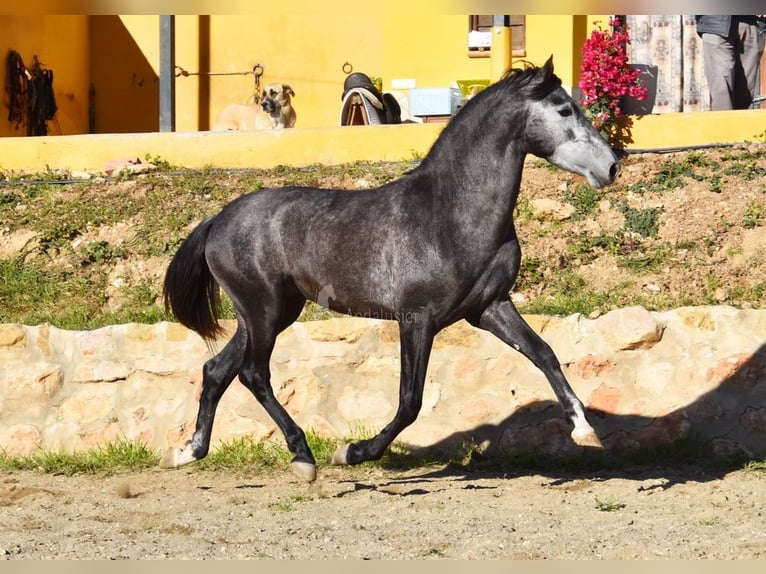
[409,87,461,116]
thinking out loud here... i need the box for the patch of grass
[594,496,625,512]
[196,432,341,472]
[742,201,764,229]
[517,271,626,316]
[196,436,293,472]
[143,153,177,171]
[0,438,159,476]
[0,255,173,330]
[567,232,623,264]
[615,201,663,238]
[709,175,724,193]
[513,196,535,223]
[618,243,672,272]
[79,240,127,265]
[723,161,766,181]
[563,183,604,219]
[515,257,545,290]
[298,301,343,322]
[268,493,314,512]
[743,459,766,472]
[699,516,721,526]
[418,547,447,558]
[626,151,720,195]
[1,431,760,479]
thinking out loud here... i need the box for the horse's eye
[558,107,573,117]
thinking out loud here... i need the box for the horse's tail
[163,216,225,341]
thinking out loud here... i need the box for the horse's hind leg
[238,355,317,481]
[332,318,435,466]
[238,294,317,482]
[160,317,248,469]
[472,298,602,449]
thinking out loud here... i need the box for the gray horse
[162,57,620,481]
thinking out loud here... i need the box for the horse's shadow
[381,343,766,488]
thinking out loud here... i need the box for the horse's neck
[424,138,526,239]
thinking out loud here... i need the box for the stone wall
[1,305,765,459]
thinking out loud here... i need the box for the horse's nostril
[609,162,621,181]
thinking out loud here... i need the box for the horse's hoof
[159,447,183,468]
[571,427,604,449]
[159,446,197,468]
[331,443,350,465]
[291,461,317,482]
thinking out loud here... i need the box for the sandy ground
[1,462,764,560]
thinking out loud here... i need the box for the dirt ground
[1,463,764,559]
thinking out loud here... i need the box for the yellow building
[1,14,601,134]
[0,14,763,172]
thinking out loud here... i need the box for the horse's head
[518,57,620,188]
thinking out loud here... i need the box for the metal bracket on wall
[175,63,265,103]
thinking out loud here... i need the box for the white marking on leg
[569,406,603,449]
[331,443,350,465]
[159,446,199,469]
[291,461,317,482]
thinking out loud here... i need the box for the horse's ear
[529,56,555,88]
[543,55,554,76]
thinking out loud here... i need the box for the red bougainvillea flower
[579,17,648,145]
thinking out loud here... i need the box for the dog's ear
[283,84,295,97]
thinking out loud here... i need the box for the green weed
[268,493,314,512]
[742,201,764,228]
[418,547,447,557]
[563,183,604,219]
[594,496,626,512]
[616,201,663,238]
[618,243,672,272]
[567,232,623,264]
[0,438,159,476]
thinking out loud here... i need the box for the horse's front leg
[472,297,603,449]
[332,317,435,466]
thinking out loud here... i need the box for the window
[468,15,525,58]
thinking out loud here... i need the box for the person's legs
[702,31,737,110]
[735,20,766,108]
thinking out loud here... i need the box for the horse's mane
[497,61,562,100]
[415,60,562,170]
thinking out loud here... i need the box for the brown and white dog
[213,83,296,131]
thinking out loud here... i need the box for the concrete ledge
[626,109,766,150]
[0,109,764,173]
[0,124,444,173]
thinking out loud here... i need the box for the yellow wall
[90,16,159,133]
[0,14,621,137]
[0,16,89,137]
[183,14,494,130]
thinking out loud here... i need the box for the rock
[594,305,664,350]
[0,324,26,348]
[0,229,38,257]
[104,157,142,175]
[530,198,575,221]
